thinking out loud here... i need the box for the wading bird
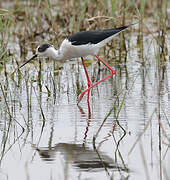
[20,24,135,103]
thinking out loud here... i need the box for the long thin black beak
[20,54,38,68]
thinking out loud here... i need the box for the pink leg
[77,55,116,104]
[81,57,91,102]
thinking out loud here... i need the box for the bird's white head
[20,43,58,68]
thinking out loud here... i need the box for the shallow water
[0,29,170,180]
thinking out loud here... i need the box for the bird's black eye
[38,44,52,52]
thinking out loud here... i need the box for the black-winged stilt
[20,24,135,103]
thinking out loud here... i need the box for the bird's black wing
[68,26,129,46]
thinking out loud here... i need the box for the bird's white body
[39,33,117,61]
[58,39,97,59]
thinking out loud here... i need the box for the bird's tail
[96,23,137,49]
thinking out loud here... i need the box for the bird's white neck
[40,46,64,61]
[45,47,64,61]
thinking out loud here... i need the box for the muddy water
[0,31,170,180]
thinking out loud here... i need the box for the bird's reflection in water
[33,143,128,172]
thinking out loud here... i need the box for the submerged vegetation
[0,0,170,180]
